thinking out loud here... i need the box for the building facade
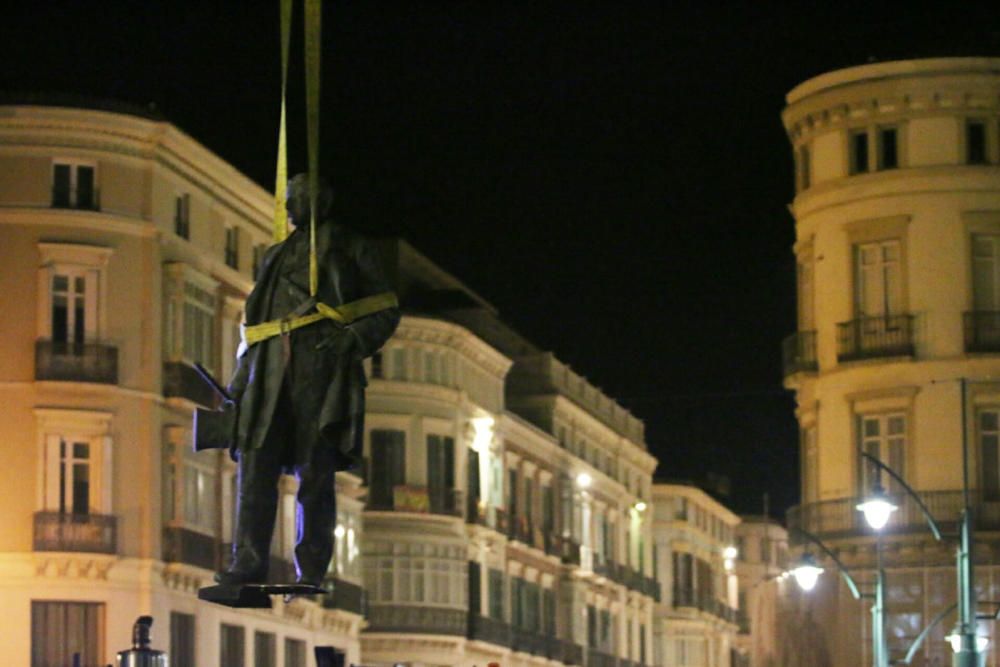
[732,517,787,667]
[0,101,662,666]
[651,484,740,667]
[782,58,1000,666]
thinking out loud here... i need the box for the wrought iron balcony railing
[35,339,118,384]
[511,627,547,656]
[365,604,467,635]
[587,649,618,667]
[782,330,818,376]
[787,489,1000,543]
[671,586,737,622]
[467,614,511,647]
[837,315,915,362]
[34,511,117,554]
[965,311,1000,353]
[368,485,464,517]
[322,578,365,615]
[162,526,220,571]
[559,640,585,666]
[162,361,217,407]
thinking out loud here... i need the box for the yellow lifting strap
[304,0,322,296]
[242,291,398,348]
[272,0,293,243]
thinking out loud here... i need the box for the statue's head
[286,173,334,227]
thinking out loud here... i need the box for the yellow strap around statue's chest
[242,291,398,348]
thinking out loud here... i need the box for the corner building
[0,100,662,666]
[782,58,1000,666]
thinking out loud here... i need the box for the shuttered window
[370,430,405,508]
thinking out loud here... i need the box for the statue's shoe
[214,568,267,587]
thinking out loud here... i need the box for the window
[254,631,276,667]
[858,413,906,495]
[370,351,383,379]
[363,542,466,606]
[284,638,307,667]
[170,612,195,667]
[850,130,870,174]
[332,508,361,581]
[878,127,899,170]
[426,434,455,514]
[225,227,240,269]
[854,240,902,317]
[369,429,405,508]
[523,581,540,631]
[542,484,555,534]
[52,161,97,210]
[164,264,219,371]
[972,234,1000,311]
[489,569,505,619]
[220,624,245,666]
[543,587,556,634]
[175,194,190,239]
[424,350,438,383]
[511,578,524,628]
[508,467,518,517]
[587,605,597,648]
[183,459,217,533]
[980,409,1000,500]
[390,347,406,380]
[967,120,988,165]
[31,600,104,667]
[796,144,811,191]
[252,243,267,279]
[39,244,111,350]
[39,410,112,518]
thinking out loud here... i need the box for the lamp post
[788,527,880,666]
[858,447,985,666]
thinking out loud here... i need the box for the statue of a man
[217,174,400,587]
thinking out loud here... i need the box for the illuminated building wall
[782,58,1000,667]
[651,484,741,667]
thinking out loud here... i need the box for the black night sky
[3,2,999,515]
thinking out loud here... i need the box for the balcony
[836,315,915,362]
[782,330,817,376]
[34,511,117,554]
[561,537,582,565]
[162,361,217,407]
[672,586,737,623]
[787,490,1000,542]
[322,578,364,615]
[365,604,467,635]
[587,649,618,667]
[467,614,511,647]
[368,485,464,517]
[511,627,547,656]
[35,340,118,384]
[162,526,220,571]
[558,640,585,666]
[965,311,1000,353]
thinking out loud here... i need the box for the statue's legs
[293,442,338,585]
[218,435,284,585]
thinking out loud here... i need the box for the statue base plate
[198,583,325,608]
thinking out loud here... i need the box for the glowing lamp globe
[789,553,825,592]
[856,488,898,530]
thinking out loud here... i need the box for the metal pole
[874,533,887,667]
[954,378,980,667]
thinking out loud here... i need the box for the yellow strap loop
[304,0,322,296]
[242,292,398,348]
[272,0,293,243]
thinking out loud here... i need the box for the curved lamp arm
[791,527,865,600]
[860,452,944,542]
[892,602,957,665]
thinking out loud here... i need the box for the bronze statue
[214,173,399,590]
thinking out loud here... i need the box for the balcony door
[44,435,96,516]
[50,268,98,348]
[855,240,902,319]
[426,434,455,514]
[972,234,1000,311]
[369,429,405,509]
[858,413,906,496]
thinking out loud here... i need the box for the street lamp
[856,483,898,531]
[788,552,824,592]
